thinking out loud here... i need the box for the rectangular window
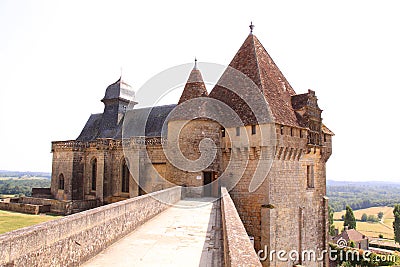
[251,125,256,135]
[290,128,293,136]
[307,165,314,188]
[236,127,240,136]
[280,125,284,135]
[300,130,303,138]
[221,128,225,137]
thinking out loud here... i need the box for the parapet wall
[0,186,182,267]
[221,187,262,267]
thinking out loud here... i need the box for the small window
[91,158,97,191]
[251,125,256,135]
[221,128,225,137]
[58,174,65,190]
[307,165,314,188]
[324,134,327,142]
[122,160,130,193]
[280,125,284,135]
[290,128,293,136]
[236,127,240,136]
[300,130,303,138]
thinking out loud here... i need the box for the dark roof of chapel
[76,104,176,141]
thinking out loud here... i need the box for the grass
[0,210,61,235]
[333,206,395,239]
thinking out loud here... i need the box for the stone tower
[207,30,333,266]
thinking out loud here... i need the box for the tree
[361,213,368,222]
[328,206,336,236]
[344,205,356,230]
[378,211,384,220]
[394,204,400,244]
[367,215,379,223]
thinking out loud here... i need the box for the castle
[48,25,333,260]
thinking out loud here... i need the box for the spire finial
[119,66,123,81]
[194,57,198,70]
[249,21,254,34]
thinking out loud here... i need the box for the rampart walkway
[82,198,223,267]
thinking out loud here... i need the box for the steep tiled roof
[178,63,208,104]
[209,33,299,126]
[332,229,367,243]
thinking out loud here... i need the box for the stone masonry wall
[222,123,330,267]
[0,202,50,215]
[166,119,222,197]
[221,187,262,267]
[0,186,182,267]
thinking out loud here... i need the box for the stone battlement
[51,137,167,152]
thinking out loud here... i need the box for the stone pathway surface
[82,198,223,267]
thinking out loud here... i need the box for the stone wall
[0,202,50,215]
[221,187,261,267]
[0,186,182,267]
[221,123,330,267]
[166,119,222,197]
[31,188,52,198]
[18,197,98,215]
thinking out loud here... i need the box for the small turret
[101,77,137,130]
[178,59,208,105]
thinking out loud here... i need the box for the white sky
[0,0,399,182]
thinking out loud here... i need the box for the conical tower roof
[178,59,208,105]
[209,30,299,126]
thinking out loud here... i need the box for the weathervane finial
[249,21,254,34]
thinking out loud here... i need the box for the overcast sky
[0,1,399,182]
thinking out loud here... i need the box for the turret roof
[209,32,300,126]
[178,60,208,105]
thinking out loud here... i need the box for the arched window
[58,174,65,190]
[91,158,97,191]
[121,160,129,193]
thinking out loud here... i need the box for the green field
[333,206,395,239]
[0,210,60,234]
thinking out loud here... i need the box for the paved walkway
[82,198,223,267]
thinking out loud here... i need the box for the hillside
[333,206,395,239]
[327,180,400,212]
[0,170,51,197]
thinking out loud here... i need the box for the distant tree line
[327,183,400,212]
[0,179,50,196]
[0,170,51,178]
